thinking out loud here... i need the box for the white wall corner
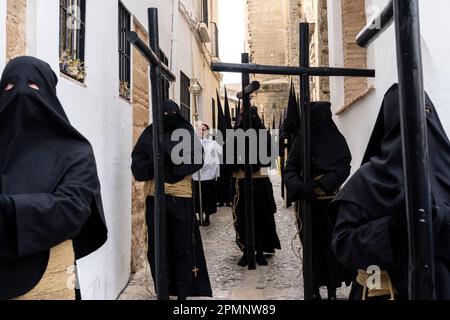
[327,0,345,113]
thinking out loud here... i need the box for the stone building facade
[5,0,26,60]
[245,0,331,128]
[130,22,150,274]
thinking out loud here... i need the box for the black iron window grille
[119,2,131,100]
[59,0,86,82]
[159,50,170,100]
[180,72,191,121]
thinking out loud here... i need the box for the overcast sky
[218,0,246,84]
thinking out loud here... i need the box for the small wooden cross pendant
[192,266,199,278]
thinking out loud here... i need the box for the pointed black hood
[332,84,450,220]
[224,87,233,130]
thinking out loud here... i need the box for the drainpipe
[170,0,179,99]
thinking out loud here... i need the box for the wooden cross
[192,266,199,278]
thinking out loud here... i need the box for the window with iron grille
[197,0,209,25]
[211,22,219,58]
[180,72,191,121]
[59,0,86,83]
[118,2,131,100]
[160,50,170,100]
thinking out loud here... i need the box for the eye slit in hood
[4,81,15,92]
[28,81,40,91]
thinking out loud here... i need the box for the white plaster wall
[122,0,172,54]
[328,0,450,174]
[0,0,6,69]
[122,0,219,127]
[169,0,220,125]
[27,0,133,300]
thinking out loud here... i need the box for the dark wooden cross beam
[241,53,257,271]
[356,0,393,48]
[212,62,375,78]
[236,81,260,100]
[127,31,176,82]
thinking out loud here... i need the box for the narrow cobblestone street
[119,173,351,300]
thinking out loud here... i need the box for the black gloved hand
[295,181,320,201]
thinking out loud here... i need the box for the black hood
[133,99,203,184]
[310,101,352,175]
[332,84,450,220]
[0,56,107,299]
[234,106,266,130]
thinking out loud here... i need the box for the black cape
[330,84,450,299]
[284,102,353,289]
[0,56,107,299]
[131,100,212,297]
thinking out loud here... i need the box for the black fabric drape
[194,180,218,216]
[146,196,212,298]
[234,178,281,253]
[279,82,300,155]
[0,56,107,300]
[217,91,233,205]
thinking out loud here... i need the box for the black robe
[131,100,212,298]
[232,108,281,253]
[216,170,232,205]
[194,180,218,216]
[330,84,450,300]
[284,102,353,290]
[0,56,107,300]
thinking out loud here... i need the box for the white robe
[193,138,222,181]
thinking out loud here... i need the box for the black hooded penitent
[331,84,450,299]
[0,56,107,300]
[232,107,281,256]
[131,100,212,299]
[284,101,352,295]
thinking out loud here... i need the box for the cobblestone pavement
[119,173,351,300]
